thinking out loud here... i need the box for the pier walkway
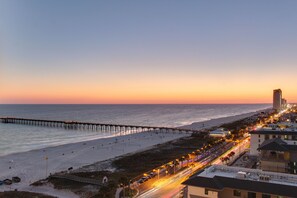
[0,117,204,135]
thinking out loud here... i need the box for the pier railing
[0,117,204,135]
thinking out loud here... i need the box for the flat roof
[210,131,227,134]
[183,165,297,197]
[250,128,297,135]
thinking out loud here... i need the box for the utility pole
[45,156,48,177]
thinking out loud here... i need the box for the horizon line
[0,103,274,105]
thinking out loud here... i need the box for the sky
[0,0,297,104]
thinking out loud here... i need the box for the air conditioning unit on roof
[236,171,247,179]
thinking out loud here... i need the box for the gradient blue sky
[1,1,297,104]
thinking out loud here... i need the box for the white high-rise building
[273,89,282,111]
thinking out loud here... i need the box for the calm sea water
[0,104,270,156]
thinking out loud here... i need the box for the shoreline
[0,108,268,195]
[0,131,188,192]
[0,108,269,158]
[183,109,270,130]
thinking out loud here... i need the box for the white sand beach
[184,111,262,130]
[0,131,187,192]
[0,110,262,196]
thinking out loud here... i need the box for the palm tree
[98,181,116,198]
[98,184,113,198]
[118,176,129,197]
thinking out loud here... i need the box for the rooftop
[258,138,297,151]
[276,122,297,126]
[183,165,297,197]
[210,128,230,134]
[251,127,297,135]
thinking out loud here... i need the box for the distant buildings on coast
[209,128,231,138]
[273,89,287,112]
[182,98,297,198]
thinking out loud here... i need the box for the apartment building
[182,165,297,198]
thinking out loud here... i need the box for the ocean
[0,104,270,156]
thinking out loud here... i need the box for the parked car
[12,177,21,183]
[141,176,149,182]
[149,172,156,178]
[3,179,12,185]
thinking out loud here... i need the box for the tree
[118,176,129,186]
[97,181,116,198]
[118,176,129,198]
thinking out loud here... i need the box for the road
[138,156,212,198]
[137,138,250,198]
[135,107,288,197]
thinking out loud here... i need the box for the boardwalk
[0,117,204,135]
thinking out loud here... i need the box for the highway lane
[136,108,287,198]
[137,138,249,198]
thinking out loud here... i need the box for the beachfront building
[209,128,231,138]
[282,98,287,109]
[182,165,297,198]
[250,128,297,155]
[267,122,297,129]
[258,138,297,174]
[273,89,282,112]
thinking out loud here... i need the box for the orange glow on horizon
[0,89,286,104]
[1,81,296,104]
[1,63,297,104]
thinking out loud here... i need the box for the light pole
[45,156,48,177]
[123,184,125,197]
[173,163,175,174]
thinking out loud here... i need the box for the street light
[174,159,179,174]
[45,156,48,177]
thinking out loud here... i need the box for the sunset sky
[1,1,297,104]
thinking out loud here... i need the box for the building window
[233,190,241,197]
[248,192,256,198]
[259,139,261,143]
[262,194,271,198]
[259,135,261,138]
[265,135,269,140]
[204,188,209,195]
[285,135,288,140]
[272,135,276,138]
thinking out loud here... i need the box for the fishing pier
[0,117,204,135]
